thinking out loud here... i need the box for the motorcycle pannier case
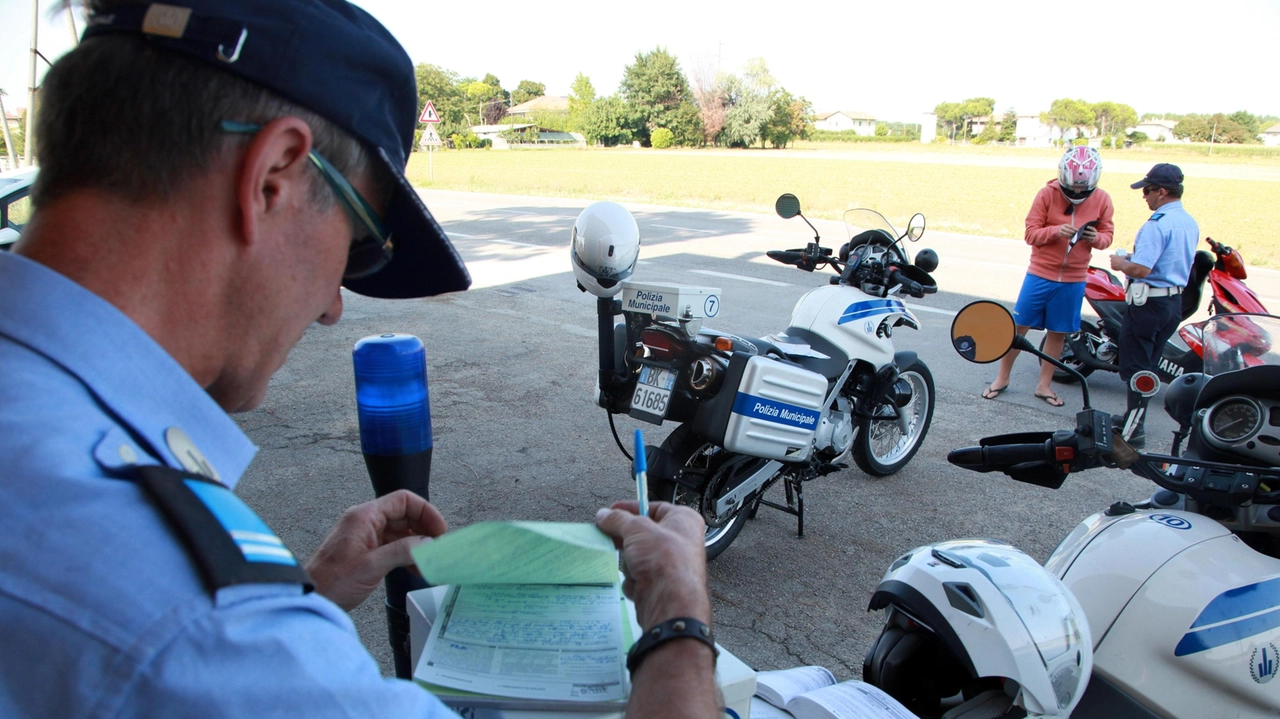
[696,352,827,461]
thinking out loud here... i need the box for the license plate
[629,365,676,424]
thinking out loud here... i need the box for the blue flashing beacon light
[353,333,434,500]
[352,333,433,680]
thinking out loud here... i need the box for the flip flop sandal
[982,384,1009,400]
[1034,392,1064,407]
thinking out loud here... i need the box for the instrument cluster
[1200,394,1280,464]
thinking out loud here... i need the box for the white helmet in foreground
[571,201,640,298]
[863,539,1092,719]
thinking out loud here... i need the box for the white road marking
[689,269,791,287]
[904,302,956,317]
[490,238,552,249]
[445,231,478,238]
[449,299,596,338]
[652,224,717,234]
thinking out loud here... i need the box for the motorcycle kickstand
[753,474,806,538]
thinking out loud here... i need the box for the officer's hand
[305,490,447,611]
[595,501,711,629]
[1058,224,1077,239]
[1110,253,1126,271]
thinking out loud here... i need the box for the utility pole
[1209,121,1218,156]
[0,91,16,171]
[25,0,39,166]
[66,2,80,46]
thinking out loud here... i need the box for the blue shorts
[1012,274,1085,333]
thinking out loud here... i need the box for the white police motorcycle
[572,195,940,559]
[861,304,1280,718]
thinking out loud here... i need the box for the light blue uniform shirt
[0,252,455,718]
[1129,199,1199,288]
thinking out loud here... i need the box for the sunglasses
[1142,185,1163,196]
[220,120,393,279]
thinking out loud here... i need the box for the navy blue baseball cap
[1130,163,1184,190]
[81,0,470,299]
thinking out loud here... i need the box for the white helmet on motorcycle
[570,202,640,298]
[864,539,1092,719]
[1058,146,1102,204]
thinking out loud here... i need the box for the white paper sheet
[415,583,627,703]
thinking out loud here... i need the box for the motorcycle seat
[770,327,850,381]
[1180,250,1215,321]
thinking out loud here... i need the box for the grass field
[405,145,1280,268]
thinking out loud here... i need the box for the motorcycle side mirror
[775,193,802,219]
[950,301,1017,364]
[906,213,925,241]
[952,301,1097,408]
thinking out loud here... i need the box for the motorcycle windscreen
[1199,313,1280,375]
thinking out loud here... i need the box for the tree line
[936,97,1278,146]
[413,49,813,149]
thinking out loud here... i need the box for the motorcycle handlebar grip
[767,250,804,265]
[887,268,925,298]
[948,441,1052,470]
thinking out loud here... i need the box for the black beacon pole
[352,333,434,680]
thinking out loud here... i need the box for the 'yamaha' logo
[1158,358,1185,377]
[1251,643,1279,684]
[1150,513,1192,530]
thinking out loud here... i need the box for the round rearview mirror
[775,193,802,219]
[950,301,1016,364]
[907,213,926,241]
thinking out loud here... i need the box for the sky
[2,0,1277,124]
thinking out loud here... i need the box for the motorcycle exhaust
[1066,334,1120,372]
[689,358,717,391]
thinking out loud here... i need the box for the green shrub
[448,131,490,149]
[809,129,915,143]
[650,127,675,149]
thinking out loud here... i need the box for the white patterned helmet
[1058,146,1102,203]
[864,539,1092,718]
[570,202,640,298]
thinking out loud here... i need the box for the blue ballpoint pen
[633,429,649,517]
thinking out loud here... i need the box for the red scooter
[1049,237,1268,383]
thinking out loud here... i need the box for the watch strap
[626,617,717,674]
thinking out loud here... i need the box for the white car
[0,166,38,251]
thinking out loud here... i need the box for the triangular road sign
[420,125,443,147]
[418,101,441,124]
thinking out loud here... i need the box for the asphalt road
[234,190,1280,681]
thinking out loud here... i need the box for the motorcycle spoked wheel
[1045,319,1099,384]
[652,424,767,560]
[852,359,935,476]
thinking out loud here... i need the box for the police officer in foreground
[1109,163,1199,448]
[0,2,716,717]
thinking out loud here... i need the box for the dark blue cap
[1130,163,1184,190]
[82,0,470,299]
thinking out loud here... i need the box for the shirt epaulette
[1148,212,1165,221]
[138,465,313,594]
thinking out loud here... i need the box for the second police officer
[1109,163,1199,447]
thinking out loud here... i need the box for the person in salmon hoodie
[984,146,1114,406]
